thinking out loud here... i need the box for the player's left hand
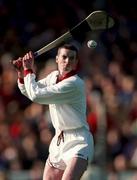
[11,57,23,71]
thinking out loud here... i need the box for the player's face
[56,48,78,74]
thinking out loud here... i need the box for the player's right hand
[22,51,34,70]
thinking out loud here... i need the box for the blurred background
[0,0,137,179]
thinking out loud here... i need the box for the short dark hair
[58,43,78,54]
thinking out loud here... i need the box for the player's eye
[62,55,67,59]
[69,56,75,60]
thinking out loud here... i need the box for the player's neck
[59,71,69,77]
[57,70,77,82]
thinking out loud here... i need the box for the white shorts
[46,127,94,170]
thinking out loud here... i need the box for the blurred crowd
[0,0,137,179]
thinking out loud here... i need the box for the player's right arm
[12,57,49,97]
[12,58,28,96]
[12,58,29,97]
[18,73,50,97]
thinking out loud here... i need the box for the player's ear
[56,55,58,63]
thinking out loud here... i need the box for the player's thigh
[43,163,64,180]
[62,157,88,180]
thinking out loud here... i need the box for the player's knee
[62,170,86,180]
[43,167,64,180]
[43,172,58,180]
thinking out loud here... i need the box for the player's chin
[63,66,71,72]
[64,68,72,73]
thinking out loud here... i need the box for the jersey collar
[57,70,77,82]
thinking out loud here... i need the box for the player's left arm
[24,73,81,104]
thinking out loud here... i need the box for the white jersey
[18,70,89,131]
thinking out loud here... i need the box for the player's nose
[64,57,69,64]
